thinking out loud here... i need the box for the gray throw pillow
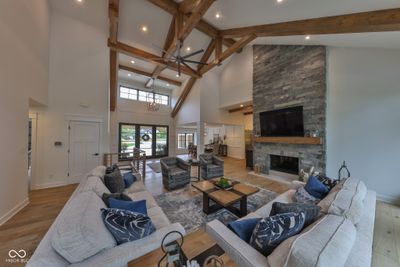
[294,186,320,204]
[270,202,321,227]
[102,193,132,207]
[104,170,125,193]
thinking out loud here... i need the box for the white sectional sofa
[206,178,376,267]
[28,166,185,267]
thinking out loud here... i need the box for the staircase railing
[103,149,147,178]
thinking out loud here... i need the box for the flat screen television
[260,106,304,137]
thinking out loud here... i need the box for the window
[119,86,137,100]
[119,86,169,106]
[119,123,169,159]
[177,133,195,149]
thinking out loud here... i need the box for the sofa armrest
[206,220,268,267]
[160,160,172,172]
[212,156,224,166]
[71,223,186,267]
[199,156,208,166]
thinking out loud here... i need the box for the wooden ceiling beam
[171,38,216,117]
[179,0,201,14]
[243,111,253,115]
[108,40,201,78]
[108,0,119,111]
[119,65,182,87]
[108,0,119,44]
[147,0,237,48]
[199,34,256,75]
[221,8,400,38]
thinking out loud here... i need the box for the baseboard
[377,193,400,205]
[0,198,29,226]
[31,181,70,190]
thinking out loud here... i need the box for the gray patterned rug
[147,162,161,173]
[154,183,277,234]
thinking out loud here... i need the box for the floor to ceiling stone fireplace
[252,45,327,180]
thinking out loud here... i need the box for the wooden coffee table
[192,179,259,217]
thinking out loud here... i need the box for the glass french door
[119,123,168,159]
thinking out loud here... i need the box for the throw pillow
[294,186,320,205]
[102,192,132,207]
[109,198,147,215]
[304,176,329,199]
[228,218,261,243]
[104,170,125,193]
[316,174,339,191]
[270,202,321,227]
[249,212,305,256]
[106,164,119,174]
[101,208,156,245]
[123,172,137,188]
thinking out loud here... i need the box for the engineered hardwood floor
[0,157,398,267]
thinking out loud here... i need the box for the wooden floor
[0,157,398,267]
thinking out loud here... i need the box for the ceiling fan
[153,40,208,77]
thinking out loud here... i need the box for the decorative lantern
[147,78,162,112]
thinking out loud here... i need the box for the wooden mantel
[254,136,322,145]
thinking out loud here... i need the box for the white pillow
[78,176,110,197]
[87,166,106,180]
[328,188,364,224]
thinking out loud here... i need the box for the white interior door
[68,121,101,183]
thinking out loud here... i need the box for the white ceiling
[50,0,400,90]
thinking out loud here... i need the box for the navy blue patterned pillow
[101,208,156,244]
[249,212,305,256]
[316,174,339,190]
[294,186,320,204]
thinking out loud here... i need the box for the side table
[188,159,201,182]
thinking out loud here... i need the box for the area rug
[154,183,277,233]
[147,162,161,173]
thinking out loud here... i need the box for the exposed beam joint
[109,50,118,111]
[119,65,182,87]
[221,8,400,38]
[108,40,202,78]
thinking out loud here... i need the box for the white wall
[327,47,400,204]
[220,46,253,108]
[0,0,50,224]
[110,79,176,156]
[174,80,201,126]
[32,4,109,189]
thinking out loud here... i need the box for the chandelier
[147,78,162,112]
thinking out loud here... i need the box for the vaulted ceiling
[49,0,400,116]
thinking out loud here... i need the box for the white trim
[31,181,71,190]
[64,114,104,123]
[377,193,400,205]
[0,198,29,226]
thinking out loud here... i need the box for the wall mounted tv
[260,106,304,137]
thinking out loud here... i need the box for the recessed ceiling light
[240,104,244,107]
[215,12,221,19]
[166,83,170,87]
[186,47,191,52]
[141,26,148,32]
[130,60,135,64]
[76,0,83,2]
[128,73,131,77]
[276,0,283,3]
[305,35,311,40]
[176,74,180,78]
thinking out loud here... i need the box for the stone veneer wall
[253,45,327,174]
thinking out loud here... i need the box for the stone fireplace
[253,45,327,177]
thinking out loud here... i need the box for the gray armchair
[160,157,190,190]
[199,154,224,180]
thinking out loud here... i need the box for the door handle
[93,153,99,156]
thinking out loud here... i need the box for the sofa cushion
[328,188,364,224]
[148,206,171,229]
[228,218,261,243]
[128,191,158,209]
[102,192,132,207]
[294,186,320,205]
[268,214,356,267]
[343,177,367,200]
[270,202,321,227]
[104,170,125,193]
[101,208,156,245]
[78,175,110,198]
[109,198,148,215]
[249,212,305,256]
[51,191,116,263]
[124,180,146,194]
[304,176,329,199]
[88,166,106,180]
